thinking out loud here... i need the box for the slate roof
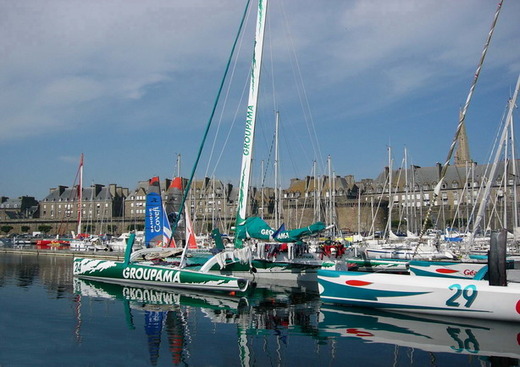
[372,161,515,192]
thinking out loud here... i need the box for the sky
[1,0,519,200]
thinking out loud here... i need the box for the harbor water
[0,252,518,366]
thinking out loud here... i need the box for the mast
[327,155,332,227]
[472,74,520,236]
[176,154,181,178]
[419,0,504,239]
[511,114,519,241]
[274,110,280,229]
[234,0,268,248]
[387,146,393,237]
[77,153,84,235]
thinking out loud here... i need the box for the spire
[454,109,472,166]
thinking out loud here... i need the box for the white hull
[408,260,488,279]
[318,270,520,321]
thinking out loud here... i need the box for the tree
[0,225,13,235]
[106,225,117,234]
[127,224,144,231]
[21,225,30,233]
[38,225,52,234]
[83,225,96,233]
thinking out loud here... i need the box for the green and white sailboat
[196,0,396,282]
[73,182,248,293]
[73,233,249,293]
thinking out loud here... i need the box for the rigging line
[464,101,510,232]
[279,0,324,171]
[206,7,252,179]
[209,64,251,179]
[171,0,253,237]
[267,4,277,113]
[418,0,504,240]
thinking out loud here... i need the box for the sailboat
[193,0,353,283]
[317,2,520,321]
[72,231,249,292]
[73,178,250,292]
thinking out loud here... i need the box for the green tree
[83,225,96,233]
[127,224,144,231]
[106,225,117,234]
[38,225,52,234]
[21,225,30,233]
[0,225,13,235]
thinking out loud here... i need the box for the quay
[0,247,124,260]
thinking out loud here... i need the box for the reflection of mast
[166,309,186,365]
[73,293,82,343]
[237,327,251,367]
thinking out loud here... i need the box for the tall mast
[472,74,520,236]
[177,154,181,178]
[510,114,518,240]
[387,146,393,237]
[234,0,268,248]
[419,0,504,239]
[274,110,280,228]
[77,153,84,235]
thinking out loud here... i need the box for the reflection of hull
[73,277,319,322]
[319,305,520,359]
[73,278,322,365]
[73,278,245,312]
[73,257,249,293]
[318,270,520,321]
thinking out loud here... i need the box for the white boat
[107,231,145,252]
[70,235,110,252]
[317,267,520,322]
[363,241,455,261]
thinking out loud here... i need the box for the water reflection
[73,278,322,365]
[1,253,519,367]
[319,305,520,361]
[0,253,73,291]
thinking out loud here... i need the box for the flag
[184,203,197,249]
[272,223,286,239]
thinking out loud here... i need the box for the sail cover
[145,177,172,247]
[235,216,325,243]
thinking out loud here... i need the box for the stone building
[39,183,128,234]
[0,196,39,221]
[368,161,520,235]
[281,175,387,234]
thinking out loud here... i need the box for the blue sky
[1,0,519,200]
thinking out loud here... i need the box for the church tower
[454,110,473,166]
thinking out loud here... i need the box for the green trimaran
[194,0,407,282]
[73,0,400,291]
